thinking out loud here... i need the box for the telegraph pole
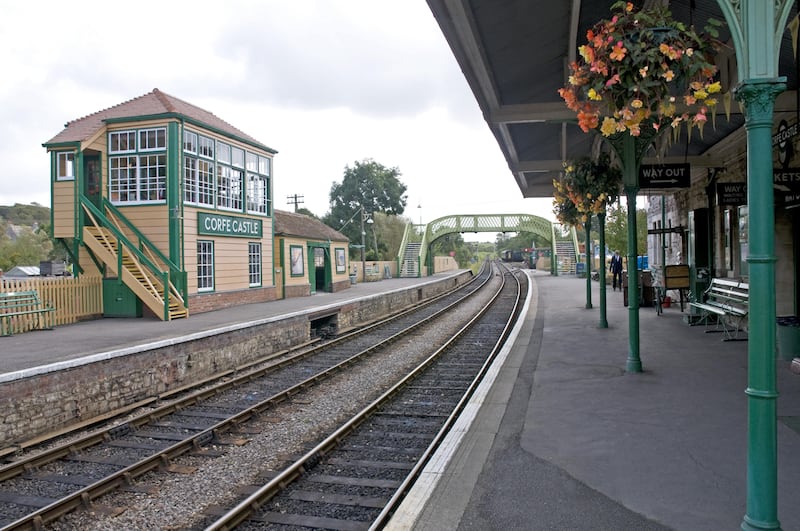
[286,194,304,212]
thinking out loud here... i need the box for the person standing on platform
[609,250,623,291]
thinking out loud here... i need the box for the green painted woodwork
[736,79,785,531]
[102,113,277,155]
[598,213,608,329]
[585,217,592,309]
[716,1,793,528]
[167,122,181,274]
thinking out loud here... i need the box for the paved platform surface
[4,268,800,529]
[391,270,800,530]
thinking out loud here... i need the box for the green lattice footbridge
[396,213,578,277]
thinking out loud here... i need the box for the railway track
[202,262,526,530]
[0,263,504,530]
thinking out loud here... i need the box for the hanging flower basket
[553,153,622,226]
[558,1,724,139]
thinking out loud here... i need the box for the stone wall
[0,271,473,449]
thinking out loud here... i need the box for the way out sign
[639,163,690,189]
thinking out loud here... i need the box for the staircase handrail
[102,199,180,272]
[80,198,180,316]
[396,222,412,272]
[418,224,428,277]
[100,199,186,306]
[571,225,580,263]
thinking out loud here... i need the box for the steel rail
[0,263,492,531]
[204,262,522,531]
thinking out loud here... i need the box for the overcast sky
[0,0,555,239]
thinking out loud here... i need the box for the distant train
[500,248,537,268]
[500,249,524,262]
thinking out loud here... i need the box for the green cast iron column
[598,212,608,328]
[622,134,641,372]
[585,217,592,309]
[736,78,785,531]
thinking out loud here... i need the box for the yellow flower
[693,89,708,100]
[707,81,722,93]
[588,88,602,101]
[662,69,675,81]
[600,117,618,136]
[631,99,643,109]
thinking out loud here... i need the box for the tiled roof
[43,88,276,153]
[274,210,349,243]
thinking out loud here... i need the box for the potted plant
[558,1,723,139]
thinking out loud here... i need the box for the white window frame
[108,127,167,205]
[139,128,166,152]
[138,154,167,201]
[217,165,243,211]
[217,141,231,164]
[109,131,136,154]
[247,173,269,215]
[56,151,75,181]
[232,146,245,168]
[197,240,214,292]
[184,130,198,154]
[248,242,262,287]
[184,156,215,207]
[109,156,138,202]
[198,135,214,159]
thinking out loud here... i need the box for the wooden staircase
[81,202,187,321]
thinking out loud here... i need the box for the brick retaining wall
[0,271,472,449]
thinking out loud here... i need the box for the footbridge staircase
[78,197,188,320]
[396,213,578,277]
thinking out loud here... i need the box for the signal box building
[42,89,283,319]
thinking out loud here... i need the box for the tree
[0,226,54,271]
[604,201,647,261]
[366,212,408,261]
[323,159,408,256]
[295,207,319,220]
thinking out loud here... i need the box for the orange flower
[609,41,627,61]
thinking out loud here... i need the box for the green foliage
[0,203,50,226]
[295,207,319,219]
[432,233,474,268]
[366,212,408,261]
[494,231,541,254]
[0,203,55,271]
[323,159,408,247]
[604,201,648,257]
[0,227,54,271]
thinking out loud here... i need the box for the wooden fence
[0,276,103,326]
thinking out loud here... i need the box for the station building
[42,88,349,319]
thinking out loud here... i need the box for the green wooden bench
[689,278,748,341]
[0,290,56,336]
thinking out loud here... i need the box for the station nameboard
[639,163,690,189]
[198,212,263,238]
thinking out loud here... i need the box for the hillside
[0,203,50,226]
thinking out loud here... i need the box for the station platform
[389,270,800,531]
[0,272,464,380]
[4,269,800,529]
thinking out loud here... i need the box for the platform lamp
[360,207,367,283]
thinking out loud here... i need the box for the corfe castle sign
[198,212,263,238]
